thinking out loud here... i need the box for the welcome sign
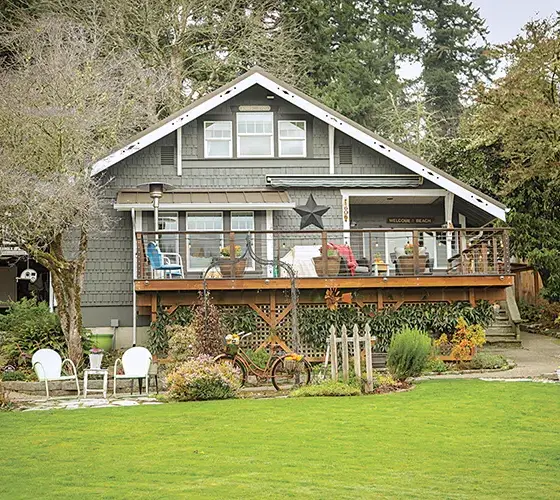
[387,217,434,224]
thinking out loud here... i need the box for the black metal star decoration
[294,194,330,230]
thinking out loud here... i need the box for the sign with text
[387,217,434,225]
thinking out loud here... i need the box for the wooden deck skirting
[135,275,514,292]
[135,275,514,322]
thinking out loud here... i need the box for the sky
[400,0,558,79]
[474,0,558,44]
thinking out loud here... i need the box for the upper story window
[237,112,273,157]
[278,120,306,157]
[204,121,232,158]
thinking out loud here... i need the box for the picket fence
[328,324,374,393]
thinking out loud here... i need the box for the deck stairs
[485,301,522,348]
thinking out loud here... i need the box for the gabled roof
[91,67,507,220]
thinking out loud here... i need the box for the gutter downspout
[131,208,137,346]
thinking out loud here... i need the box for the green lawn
[1,380,559,499]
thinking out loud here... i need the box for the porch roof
[114,189,294,211]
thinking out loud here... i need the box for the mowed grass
[1,380,559,499]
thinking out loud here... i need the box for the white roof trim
[93,70,506,221]
[340,188,447,197]
[114,202,295,212]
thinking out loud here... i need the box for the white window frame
[157,211,179,255]
[231,211,255,271]
[236,112,274,158]
[203,121,233,158]
[278,120,307,158]
[186,212,224,272]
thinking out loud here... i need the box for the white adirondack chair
[114,347,152,396]
[31,349,80,399]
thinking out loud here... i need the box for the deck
[134,227,513,320]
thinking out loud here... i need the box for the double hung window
[237,112,273,157]
[278,120,306,157]
[204,121,232,158]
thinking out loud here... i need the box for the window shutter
[160,146,175,165]
[339,145,353,164]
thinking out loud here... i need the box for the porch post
[266,210,274,277]
[445,193,455,261]
[342,192,350,245]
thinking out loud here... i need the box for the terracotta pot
[313,256,341,276]
[219,259,247,277]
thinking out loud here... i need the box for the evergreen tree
[416,0,492,136]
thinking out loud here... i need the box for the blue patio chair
[146,241,184,278]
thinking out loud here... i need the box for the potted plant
[404,242,414,255]
[219,245,246,277]
[313,247,341,276]
[89,347,104,370]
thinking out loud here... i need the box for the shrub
[0,298,91,367]
[290,379,361,397]
[166,355,240,401]
[298,301,495,352]
[387,328,432,381]
[190,296,226,357]
[469,352,508,370]
[434,317,486,361]
[371,371,403,393]
[147,306,194,357]
[0,370,29,382]
[423,358,448,374]
[167,324,197,362]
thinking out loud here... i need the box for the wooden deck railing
[135,227,510,281]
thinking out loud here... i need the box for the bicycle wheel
[214,354,247,387]
[271,355,311,391]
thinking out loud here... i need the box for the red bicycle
[214,332,311,391]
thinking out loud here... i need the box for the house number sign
[387,217,434,224]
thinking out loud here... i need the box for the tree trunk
[25,230,88,367]
[50,267,85,366]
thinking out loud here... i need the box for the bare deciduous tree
[0,15,171,364]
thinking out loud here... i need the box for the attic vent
[160,146,175,165]
[339,145,353,164]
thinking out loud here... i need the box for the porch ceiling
[350,195,441,205]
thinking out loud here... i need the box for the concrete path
[423,331,560,381]
[20,396,164,411]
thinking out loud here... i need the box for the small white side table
[83,369,109,398]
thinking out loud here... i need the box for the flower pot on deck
[313,256,341,276]
[219,259,247,278]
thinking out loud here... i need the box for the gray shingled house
[1,67,517,353]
